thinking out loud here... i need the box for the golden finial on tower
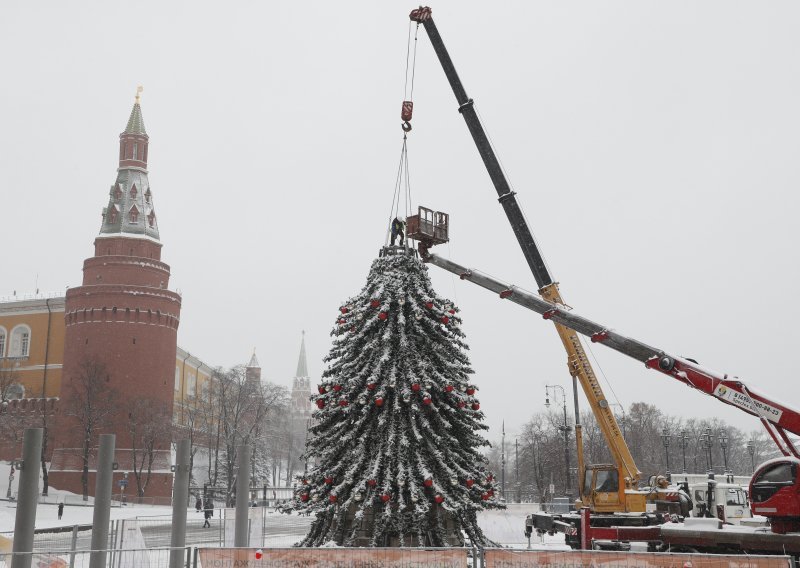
[135,85,143,104]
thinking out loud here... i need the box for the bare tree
[0,360,26,460]
[62,359,118,501]
[127,398,171,499]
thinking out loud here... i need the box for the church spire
[295,331,309,378]
[99,91,159,241]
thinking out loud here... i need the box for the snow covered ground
[0,462,564,551]
[0,461,173,534]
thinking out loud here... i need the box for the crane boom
[409,7,549,287]
[424,252,800,457]
[410,6,644,505]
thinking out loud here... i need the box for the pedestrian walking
[195,495,202,512]
[57,502,64,520]
[203,500,213,528]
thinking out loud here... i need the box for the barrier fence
[0,546,188,568]
[0,546,794,568]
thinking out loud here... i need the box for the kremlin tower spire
[291,331,312,419]
[101,87,158,241]
[51,92,181,499]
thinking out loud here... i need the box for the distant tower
[50,91,181,498]
[246,350,261,387]
[291,332,313,421]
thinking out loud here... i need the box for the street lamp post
[678,430,689,474]
[545,385,571,498]
[702,427,714,477]
[746,439,756,474]
[718,430,729,475]
[661,428,671,480]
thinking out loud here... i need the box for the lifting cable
[385,21,420,247]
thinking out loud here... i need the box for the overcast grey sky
[3,1,800,444]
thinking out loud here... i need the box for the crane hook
[402,121,412,132]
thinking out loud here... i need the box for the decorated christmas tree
[293,248,502,547]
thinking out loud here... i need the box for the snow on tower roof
[295,331,309,378]
[247,349,260,369]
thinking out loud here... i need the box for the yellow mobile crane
[406,7,676,518]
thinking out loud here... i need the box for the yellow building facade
[0,295,214,413]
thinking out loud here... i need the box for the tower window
[130,185,138,199]
[144,189,151,203]
[148,211,155,227]
[109,209,119,224]
[133,143,138,160]
[114,185,122,200]
[0,328,6,358]
[129,206,139,223]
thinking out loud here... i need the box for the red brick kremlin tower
[49,92,181,499]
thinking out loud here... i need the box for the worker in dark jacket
[203,500,213,528]
[391,217,405,246]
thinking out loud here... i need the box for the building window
[129,206,139,223]
[188,373,197,398]
[148,211,155,227]
[9,325,31,358]
[133,144,138,160]
[144,189,151,203]
[114,185,122,200]
[109,208,119,224]
[175,366,181,391]
[0,328,6,358]
[130,185,138,199]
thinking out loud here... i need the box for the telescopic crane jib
[404,5,800,545]
[407,5,666,519]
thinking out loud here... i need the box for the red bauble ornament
[466,387,475,396]
[435,495,444,504]
[338,318,346,324]
[375,397,384,407]
[325,476,333,484]
[472,402,480,410]
[445,385,454,393]
[329,494,338,503]
[300,493,309,502]
[350,326,356,332]
[422,397,432,405]
[367,479,377,487]
[487,474,494,482]
[316,399,325,409]
[338,399,348,407]
[448,309,455,315]
[378,312,388,321]
[367,383,376,391]
[441,316,450,324]
[411,383,420,392]
[333,384,342,392]
[318,386,326,394]
[466,478,474,488]
[302,478,309,485]
[371,299,380,308]
[487,489,494,497]
[458,401,466,408]
[425,301,434,309]
[340,307,348,314]
[423,478,433,488]
[381,493,391,503]
[481,493,489,501]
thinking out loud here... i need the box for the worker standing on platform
[391,217,405,246]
